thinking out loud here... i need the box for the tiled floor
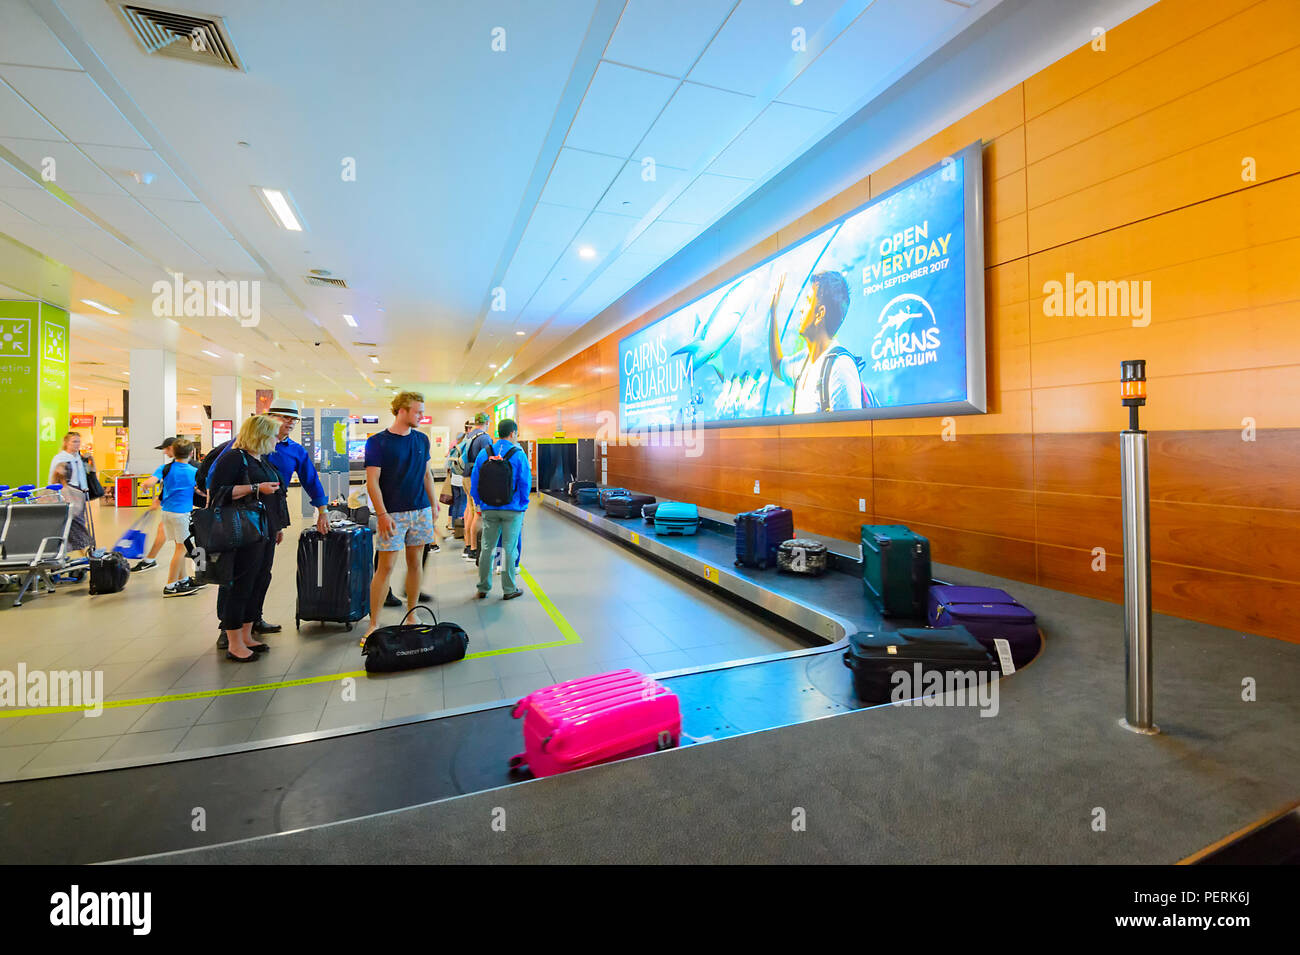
[0,494,806,779]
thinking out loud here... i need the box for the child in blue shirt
[140,438,203,596]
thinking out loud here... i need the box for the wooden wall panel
[513,1,1300,642]
[1021,0,1260,120]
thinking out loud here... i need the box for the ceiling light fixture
[368,356,379,364]
[202,349,220,358]
[578,246,596,259]
[257,187,304,231]
[343,314,357,327]
[80,299,119,315]
[259,374,272,381]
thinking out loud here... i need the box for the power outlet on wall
[753,480,760,494]
[858,498,866,512]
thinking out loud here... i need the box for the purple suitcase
[927,585,1039,671]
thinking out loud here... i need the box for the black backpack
[477,445,520,507]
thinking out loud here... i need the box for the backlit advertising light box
[618,141,986,430]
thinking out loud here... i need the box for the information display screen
[618,142,986,430]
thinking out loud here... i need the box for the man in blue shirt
[364,391,437,637]
[470,418,530,600]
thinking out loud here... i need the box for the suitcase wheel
[508,754,525,768]
[734,559,742,567]
[295,618,300,630]
[345,623,353,632]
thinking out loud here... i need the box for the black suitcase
[605,493,655,518]
[88,551,130,594]
[296,523,374,630]
[363,605,469,672]
[843,626,997,704]
[777,538,828,577]
[597,487,629,508]
[641,502,660,524]
[734,505,795,569]
[568,480,596,498]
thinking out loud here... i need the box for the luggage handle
[399,602,441,626]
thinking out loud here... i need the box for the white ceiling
[0,0,1005,417]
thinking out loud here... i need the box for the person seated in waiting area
[49,462,94,554]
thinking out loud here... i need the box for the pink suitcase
[509,669,681,778]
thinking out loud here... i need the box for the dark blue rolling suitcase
[296,523,373,630]
[576,487,599,505]
[734,505,794,570]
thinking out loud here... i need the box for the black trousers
[219,538,275,630]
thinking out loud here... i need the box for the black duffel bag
[362,605,469,673]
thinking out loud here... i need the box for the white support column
[127,349,176,473]
[211,375,242,431]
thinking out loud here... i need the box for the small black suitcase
[597,487,629,508]
[568,480,596,498]
[88,552,130,594]
[843,626,997,704]
[777,538,828,577]
[642,502,660,524]
[296,523,374,630]
[605,493,655,518]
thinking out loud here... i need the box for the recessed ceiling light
[475,381,481,385]
[211,300,232,317]
[73,385,88,391]
[260,374,272,381]
[384,378,391,384]
[578,246,596,259]
[515,330,525,336]
[202,349,220,358]
[257,187,304,231]
[186,387,198,392]
[368,356,379,364]
[343,314,357,327]
[80,299,119,315]
[296,389,304,393]
[488,363,497,369]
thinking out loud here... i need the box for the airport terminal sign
[618,144,986,430]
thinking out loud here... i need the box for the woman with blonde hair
[206,415,286,661]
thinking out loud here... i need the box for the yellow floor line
[1,563,580,718]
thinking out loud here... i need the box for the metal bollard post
[1119,359,1158,735]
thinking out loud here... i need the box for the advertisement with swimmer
[618,141,986,430]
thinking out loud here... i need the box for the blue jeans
[477,509,524,595]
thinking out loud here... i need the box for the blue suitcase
[576,486,599,505]
[734,505,794,570]
[296,523,374,630]
[654,502,699,536]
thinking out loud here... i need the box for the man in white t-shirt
[48,431,92,491]
[768,270,869,414]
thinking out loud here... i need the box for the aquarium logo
[870,293,941,372]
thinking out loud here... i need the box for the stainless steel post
[1120,429,1158,734]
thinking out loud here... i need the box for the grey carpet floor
[140,563,1300,864]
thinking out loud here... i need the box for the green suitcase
[861,524,931,618]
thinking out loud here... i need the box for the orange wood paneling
[514,2,1300,642]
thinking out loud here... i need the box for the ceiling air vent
[305,275,348,289]
[116,4,245,71]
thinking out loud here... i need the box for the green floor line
[2,562,581,718]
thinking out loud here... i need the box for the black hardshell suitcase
[734,505,795,570]
[296,523,374,630]
[776,538,828,577]
[605,493,655,518]
[568,480,596,498]
[88,551,130,594]
[597,487,630,508]
[843,626,997,704]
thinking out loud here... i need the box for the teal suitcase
[861,524,930,617]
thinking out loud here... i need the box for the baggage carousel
[3,491,970,864]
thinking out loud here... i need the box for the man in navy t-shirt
[364,391,436,638]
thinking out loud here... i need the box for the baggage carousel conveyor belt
[1,495,942,865]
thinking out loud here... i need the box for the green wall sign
[0,301,68,485]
